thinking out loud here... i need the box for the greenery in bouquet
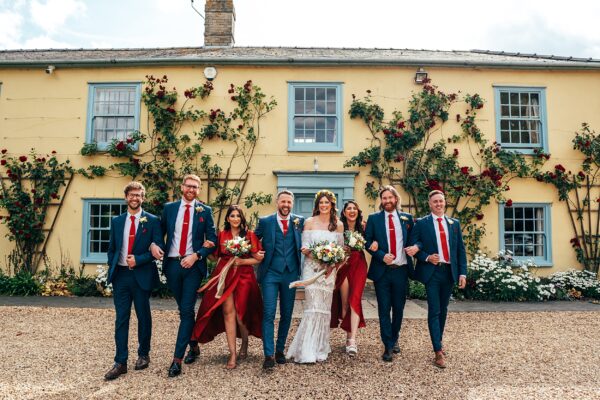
[224,236,252,257]
[344,230,366,251]
[309,241,346,267]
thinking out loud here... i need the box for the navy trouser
[261,268,297,356]
[373,266,409,351]
[112,267,152,364]
[164,258,202,359]
[424,264,454,352]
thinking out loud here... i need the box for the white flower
[447,219,454,225]
[293,218,300,227]
[400,215,408,221]
[195,205,204,213]
[139,216,148,224]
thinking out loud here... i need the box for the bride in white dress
[286,190,344,363]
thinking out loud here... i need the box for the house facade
[1,1,600,275]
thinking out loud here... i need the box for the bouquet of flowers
[344,230,366,251]
[309,241,346,267]
[224,236,252,257]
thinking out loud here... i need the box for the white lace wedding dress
[286,229,343,363]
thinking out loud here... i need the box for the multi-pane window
[495,87,547,153]
[288,83,343,151]
[86,83,141,149]
[81,200,127,263]
[501,203,551,265]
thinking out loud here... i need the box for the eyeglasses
[182,184,199,190]
[127,193,143,199]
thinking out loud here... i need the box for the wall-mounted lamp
[203,66,217,81]
[414,67,428,84]
[45,65,56,75]
[313,157,319,172]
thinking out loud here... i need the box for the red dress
[191,230,263,343]
[330,249,367,332]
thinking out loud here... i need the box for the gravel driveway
[1,307,599,399]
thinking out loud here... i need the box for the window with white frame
[81,199,127,263]
[495,87,547,153]
[500,203,552,265]
[86,83,141,149]
[288,82,343,151]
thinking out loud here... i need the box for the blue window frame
[499,203,552,266]
[494,86,548,154]
[86,82,142,150]
[288,82,343,152]
[81,199,127,264]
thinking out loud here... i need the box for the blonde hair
[181,174,201,185]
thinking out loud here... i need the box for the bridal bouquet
[344,230,366,251]
[224,236,251,257]
[309,241,346,267]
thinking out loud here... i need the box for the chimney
[204,0,235,47]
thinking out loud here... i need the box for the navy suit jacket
[365,210,415,282]
[107,210,162,291]
[408,214,467,284]
[160,200,217,278]
[254,213,304,283]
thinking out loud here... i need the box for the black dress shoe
[275,352,286,365]
[392,343,401,354]
[104,363,127,380]
[168,361,182,377]
[134,356,150,370]
[184,347,200,364]
[262,356,275,370]
[382,349,393,362]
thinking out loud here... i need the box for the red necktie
[388,214,396,258]
[127,215,136,255]
[179,205,191,257]
[281,219,289,236]
[437,217,450,262]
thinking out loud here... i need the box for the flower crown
[315,189,337,204]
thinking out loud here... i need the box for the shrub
[408,279,427,300]
[0,270,42,296]
[548,269,600,300]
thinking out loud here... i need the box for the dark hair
[223,205,248,238]
[340,200,365,235]
[124,181,145,198]
[378,185,400,211]
[428,189,445,199]
[312,190,338,232]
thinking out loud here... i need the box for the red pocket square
[199,217,204,222]
[143,228,147,234]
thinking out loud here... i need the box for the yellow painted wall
[1,64,599,275]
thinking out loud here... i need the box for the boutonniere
[447,219,454,225]
[195,206,204,213]
[293,218,300,228]
[400,215,409,222]
[139,216,148,224]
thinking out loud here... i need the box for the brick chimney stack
[204,0,235,47]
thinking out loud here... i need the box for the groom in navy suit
[408,190,467,368]
[365,185,419,362]
[255,189,304,370]
[104,181,163,380]
[150,174,217,377]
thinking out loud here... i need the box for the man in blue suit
[365,185,419,362]
[150,174,217,377]
[104,181,163,380]
[408,190,467,368]
[255,189,304,370]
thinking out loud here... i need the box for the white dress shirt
[431,213,451,264]
[277,214,290,234]
[168,200,195,257]
[384,210,407,266]
[119,209,142,266]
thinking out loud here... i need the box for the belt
[117,264,133,270]
[167,255,190,261]
[388,263,407,269]
[438,262,451,268]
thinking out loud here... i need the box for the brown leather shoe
[104,363,127,380]
[134,356,150,370]
[433,351,446,368]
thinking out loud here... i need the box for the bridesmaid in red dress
[331,201,370,357]
[190,205,263,369]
